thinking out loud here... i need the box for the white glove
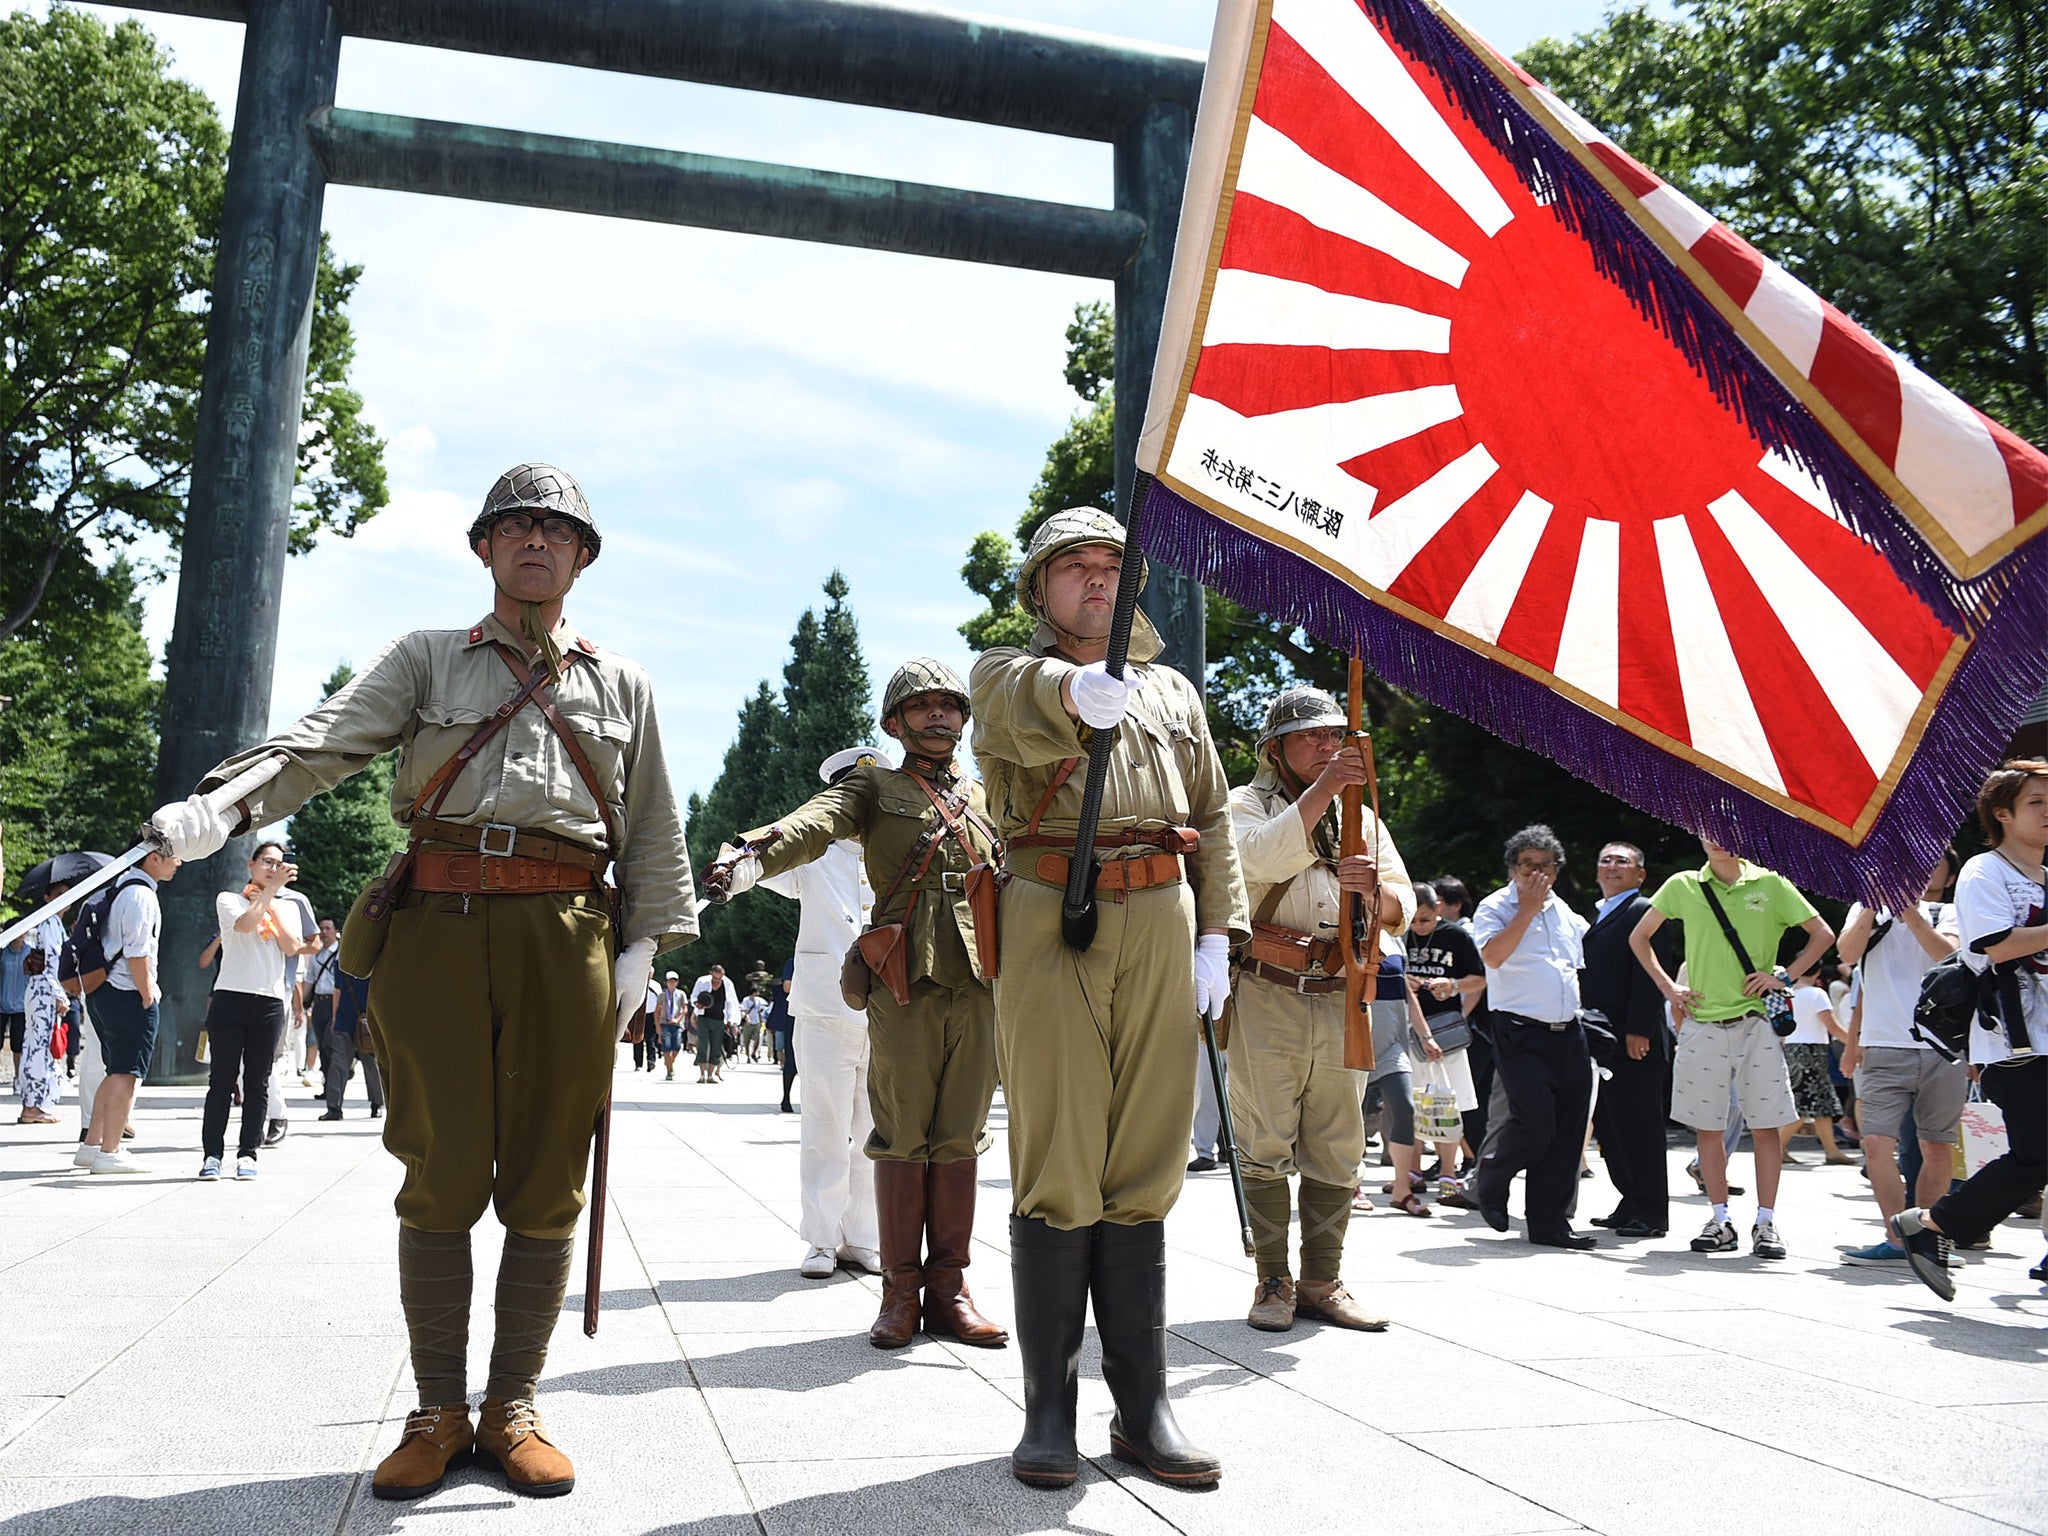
[150,793,234,862]
[1193,933,1233,1021]
[1069,661,1133,730]
[720,849,762,898]
[614,937,657,1042]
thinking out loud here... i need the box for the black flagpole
[1060,477,1151,950]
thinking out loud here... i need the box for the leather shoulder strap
[910,773,997,867]
[407,661,558,824]
[1024,757,1082,839]
[494,645,618,852]
[1252,876,1295,929]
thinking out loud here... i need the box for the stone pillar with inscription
[1114,98,1204,690]
[153,0,342,1076]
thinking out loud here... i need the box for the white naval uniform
[761,840,879,1256]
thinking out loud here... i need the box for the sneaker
[89,1149,141,1175]
[1941,1248,1966,1272]
[799,1246,837,1279]
[1690,1218,1738,1254]
[235,1155,259,1181]
[1841,1240,1905,1267]
[198,1156,223,1181]
[262,1119,288,1147]
[71,1142,99,1169]
[1752,1221,1787,1260]
[1887,1209,1955,1302]
[836,1245,882,1276]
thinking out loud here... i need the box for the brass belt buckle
[478,822,518,857]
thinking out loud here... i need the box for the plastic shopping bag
[1960,1092,2008,1177]
[1414,1072,1462,1145]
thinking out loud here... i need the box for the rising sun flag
[1134,0,2048,902]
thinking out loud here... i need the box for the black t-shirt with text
[1405,922,1485,1023]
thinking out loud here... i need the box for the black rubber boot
[1093,1221,1221,1487]
[1009,1216,1094,1489]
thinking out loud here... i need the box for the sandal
[1351,1190,1376,1213]
[1392,1193,1434,1218]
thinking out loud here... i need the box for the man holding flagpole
[970,507,1247,1492]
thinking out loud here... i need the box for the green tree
[283,663,405,923]
[0,7,388,644]
[1521,0,2046,441]
[958,301,1116,654]
[675,684,796,980]
[778,570,875,812]
[0,559,160,878]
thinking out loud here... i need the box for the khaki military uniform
[745,758,998,1164]
[971,628,1247,1231]
[1229,767,1412,1281]
[202,611,695,1236]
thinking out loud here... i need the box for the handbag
[1959,1087,2009,1176]
[1697,882,1796,1035]
[48,1017,69,1060]
[1422,1015,1472,1055]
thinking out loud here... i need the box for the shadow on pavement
[0,1472,360,1535]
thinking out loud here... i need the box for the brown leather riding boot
[869,1159,926,1349]
[371,1405,473,1501]
[922,1158,1009,1347]
[476,1397,575,1497]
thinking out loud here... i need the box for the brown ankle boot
[371,1405,474,1501]
[869,1160,926,1349]
[476,1397,574,1497]
[922,1158,1008,1347]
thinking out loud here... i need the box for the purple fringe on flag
[1361,0,1998,626]
[1138,474,2048,907]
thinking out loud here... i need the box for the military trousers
[864,977,996,1164]
[367,888,615,1238]
[996,877,1199,1230]
[1227,974,1367,1190]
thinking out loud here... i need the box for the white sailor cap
[820,745,893,784]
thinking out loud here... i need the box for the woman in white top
[1782,968,1853,1164]
[197,842,311,1180]
[15,890,74,1125]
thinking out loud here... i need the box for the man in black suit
[1582,842,1677,1238]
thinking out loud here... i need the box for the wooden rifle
[1340,658,1381,1073]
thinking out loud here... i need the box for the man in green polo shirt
[1628,839,1831,1260]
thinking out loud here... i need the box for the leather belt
[1010,827,1198,853]
[1025,851,1183,900]
[1244,960,1345,995]
[409,816,607,872]
[410,849,598,895]
[1496,1010,1578,1033]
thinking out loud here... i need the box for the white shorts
[1671,1014,1796,1133]
[1417,1043,1478,1113]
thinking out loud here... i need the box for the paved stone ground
[3,1054,2046,1535]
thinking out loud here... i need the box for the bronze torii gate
[111,0,1206,1070]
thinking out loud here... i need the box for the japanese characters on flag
[1134,0,2048,903]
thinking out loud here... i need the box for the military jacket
[1230,767,1414,971]
[200,611,697,950]
[746,759,997,989]
[969,633,1248,944]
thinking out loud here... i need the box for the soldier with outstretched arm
[148,466,695,1502]
[969,509,1248,1492]
[709,660,1009,1353]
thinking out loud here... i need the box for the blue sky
[57,0,1647,807]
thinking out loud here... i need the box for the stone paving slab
[3,1057,2047,1534]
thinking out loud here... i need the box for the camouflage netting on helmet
[1260,685,1346,745]
[469,462,600,559]
[881,657,971,725]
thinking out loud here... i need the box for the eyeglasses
[1514,860,1558,874]
[492,512,580,546]
[1595,854,1639,866]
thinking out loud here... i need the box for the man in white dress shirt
[759,746,885,1279]
[1468,825,1597,1250]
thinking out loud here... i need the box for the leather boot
[371,1404,473,1501]
[476,1397,575,1497]
[1093,1221,1221,1486]
[869,1159,925,1349]
[1009,1216,1093,1488]
[921,1158,1009,1347]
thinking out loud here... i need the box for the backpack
[1912,951,1994,1061]
[58,874,151,998]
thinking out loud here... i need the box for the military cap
[468,463,601,560]
[881,657,971,725]
[820,744,894,784]
[1015,506,1143,615]
[1260,685,1348,745]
